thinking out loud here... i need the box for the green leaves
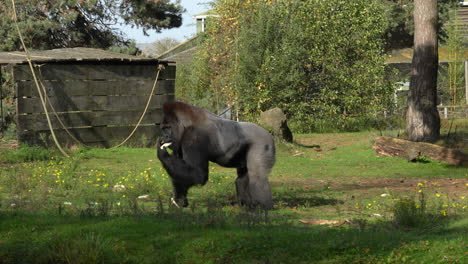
[233,0,393,131]
[180,0,396,131]
[0,0,184,51]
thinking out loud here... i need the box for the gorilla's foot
[171,197,188,208]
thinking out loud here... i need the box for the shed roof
[193,9,217,18]
[0,47,160,64]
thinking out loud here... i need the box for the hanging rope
[10,0,69,157]
[36,66,86,146]
[110,64,164,148]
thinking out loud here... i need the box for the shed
[0,47,175,147]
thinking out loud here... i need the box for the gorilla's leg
[245,144,274,210]
[172,182,189,207]
[236,167,251,206]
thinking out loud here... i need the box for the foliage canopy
[179,0,395,132]
[382,0,459,50]
[0,0,184,51]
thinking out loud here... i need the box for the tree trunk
[373,136,468,166]
[406,0,440,142]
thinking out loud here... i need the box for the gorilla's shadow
[191,192,341,209]
[274,187,342,208]
[293,142,321,149]
[276,196,342,208]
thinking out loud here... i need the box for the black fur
[157,101,275,209]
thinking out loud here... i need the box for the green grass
[0,213,466,264]
[0,131,467,263]
[275,132,466,180]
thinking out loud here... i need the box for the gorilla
[157,101,275,210]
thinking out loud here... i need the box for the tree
[382,0,459,50]
[406,0,440,142]
[181,0,394,132]
[108,40,141,56]
[439,10,465,106]
[143,37,180,56]
[0,0,184,51]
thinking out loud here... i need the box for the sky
[120,0,211,44]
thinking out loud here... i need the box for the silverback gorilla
[157,101,275,210]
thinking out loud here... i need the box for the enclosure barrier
[437,105,468,119]
[13,62,175,147]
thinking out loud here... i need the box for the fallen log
[373,136,468,166]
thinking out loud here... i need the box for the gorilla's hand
[157,138,170,159]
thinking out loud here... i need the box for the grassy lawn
[0,131,467,263]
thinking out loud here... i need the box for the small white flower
[138,195,149,199]
[381,193,390,197]
[113,184,126,192]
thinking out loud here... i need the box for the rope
[7,52,52,59]
[36,66,86,146]
[111,64,164,148]
[10,0,69,157]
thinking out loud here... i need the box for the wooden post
[444,107,448,119]
[465,60,468,104]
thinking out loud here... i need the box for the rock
[259,108,293,143]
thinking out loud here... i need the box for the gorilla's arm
[157,143,209,187]
[157,141,209,207]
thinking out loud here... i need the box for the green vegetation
[0,0,184,51]
[439,9,467,106]
[382,0,459,50]
[0,144,56,163]
[179,0,395,132]
[175,0,463,133]
[0,132,466,263]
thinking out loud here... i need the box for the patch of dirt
[294,133,373,149]
[273,177,468,197]
[0,140,18,150]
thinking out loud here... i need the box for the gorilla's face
[161,125,173,144]
[160,113,178,144]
